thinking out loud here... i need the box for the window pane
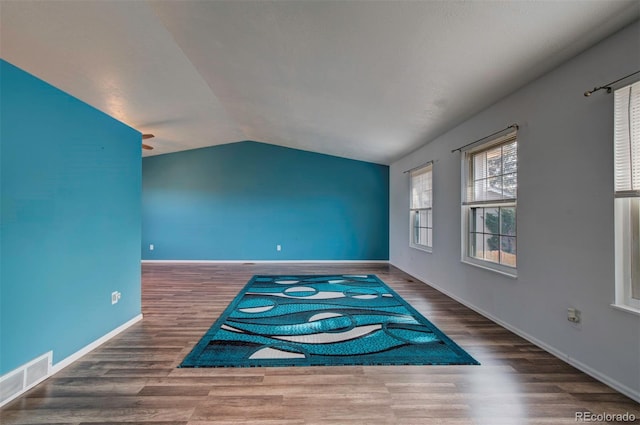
[484,208,500,235]
[487,176,503,199]
[419,227,428,246]
[503,173,517,199]
[474,179,487,201]
[427,228,433,247]
[472,208,484,233]
[410,206,432,248]
[503,141,517,174]
[470,232,483,259]
[474,152,487,180]
[484,233,500,263]
[614,82,640,193]
[419,209,427,225]
[632,198,640,300]
[425,169,432,191]
[469,139,517,203]
[486,146,502,177]
[410,165,433,209]
[411,188,418,209]
[501,207,516,236]
[501,236,517,267]
[423,189,432,207]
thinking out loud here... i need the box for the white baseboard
[51,314,143,374]
[391,264,640,404]
[142,259,389,264]
[0,314,143,408]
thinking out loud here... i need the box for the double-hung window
[462,131,518,275]
[614,80,640,313]
[410,163,433,251]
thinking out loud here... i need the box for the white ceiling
[1,1,638,164]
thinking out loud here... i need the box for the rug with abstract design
[180,274,479,367]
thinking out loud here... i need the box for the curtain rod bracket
[584,86,612,97]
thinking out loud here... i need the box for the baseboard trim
[0,314,143,408]
[391,263,640,404]
[51,314,143,375]
[142,259,389,264]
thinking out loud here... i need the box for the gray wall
[390,22,640,400]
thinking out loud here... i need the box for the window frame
[613,80,640,315]
[409,163,433,253]
[614,198,640,314]
[461,132,518,277]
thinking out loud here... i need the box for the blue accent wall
[0,60,141,374]
[142,142,389,260]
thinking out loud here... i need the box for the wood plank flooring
[2,263,638,424]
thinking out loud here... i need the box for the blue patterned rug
[180,275,478,367]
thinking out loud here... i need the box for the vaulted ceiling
[2,1,638,164]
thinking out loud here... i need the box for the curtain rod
[584,70,640,97]
[451,124,519,153]
[403,160,433,174]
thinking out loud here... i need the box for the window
[462,131,517,275]
[410,163,433,251]
[614,80,640,313]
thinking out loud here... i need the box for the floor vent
[0,352,51,407]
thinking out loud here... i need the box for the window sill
[461,258,517,278]
[410,244,432,253]
[610,303,640,316]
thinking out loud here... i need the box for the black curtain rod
[403,160,433,174]
[584,70,640,97]
[451,124,519,153]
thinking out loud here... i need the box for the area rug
[180,274,479,367]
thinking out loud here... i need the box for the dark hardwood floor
[1,263,638,424]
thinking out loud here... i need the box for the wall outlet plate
[567,308,581,323]
[111,291,121,305]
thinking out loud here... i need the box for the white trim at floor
[51,314,143,374]
[392,264,640,404]
[0,314,143,408]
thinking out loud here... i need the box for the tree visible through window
[470,206,516,267]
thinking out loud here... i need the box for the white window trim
[409,163,433,253]
[612,80,640,315]
[613,197,640,315]
[460,132,518,277]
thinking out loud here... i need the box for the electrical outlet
[567,308,581,323]
[149,244,154,251]
[276,244,282,251]
[111,291,122,305]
